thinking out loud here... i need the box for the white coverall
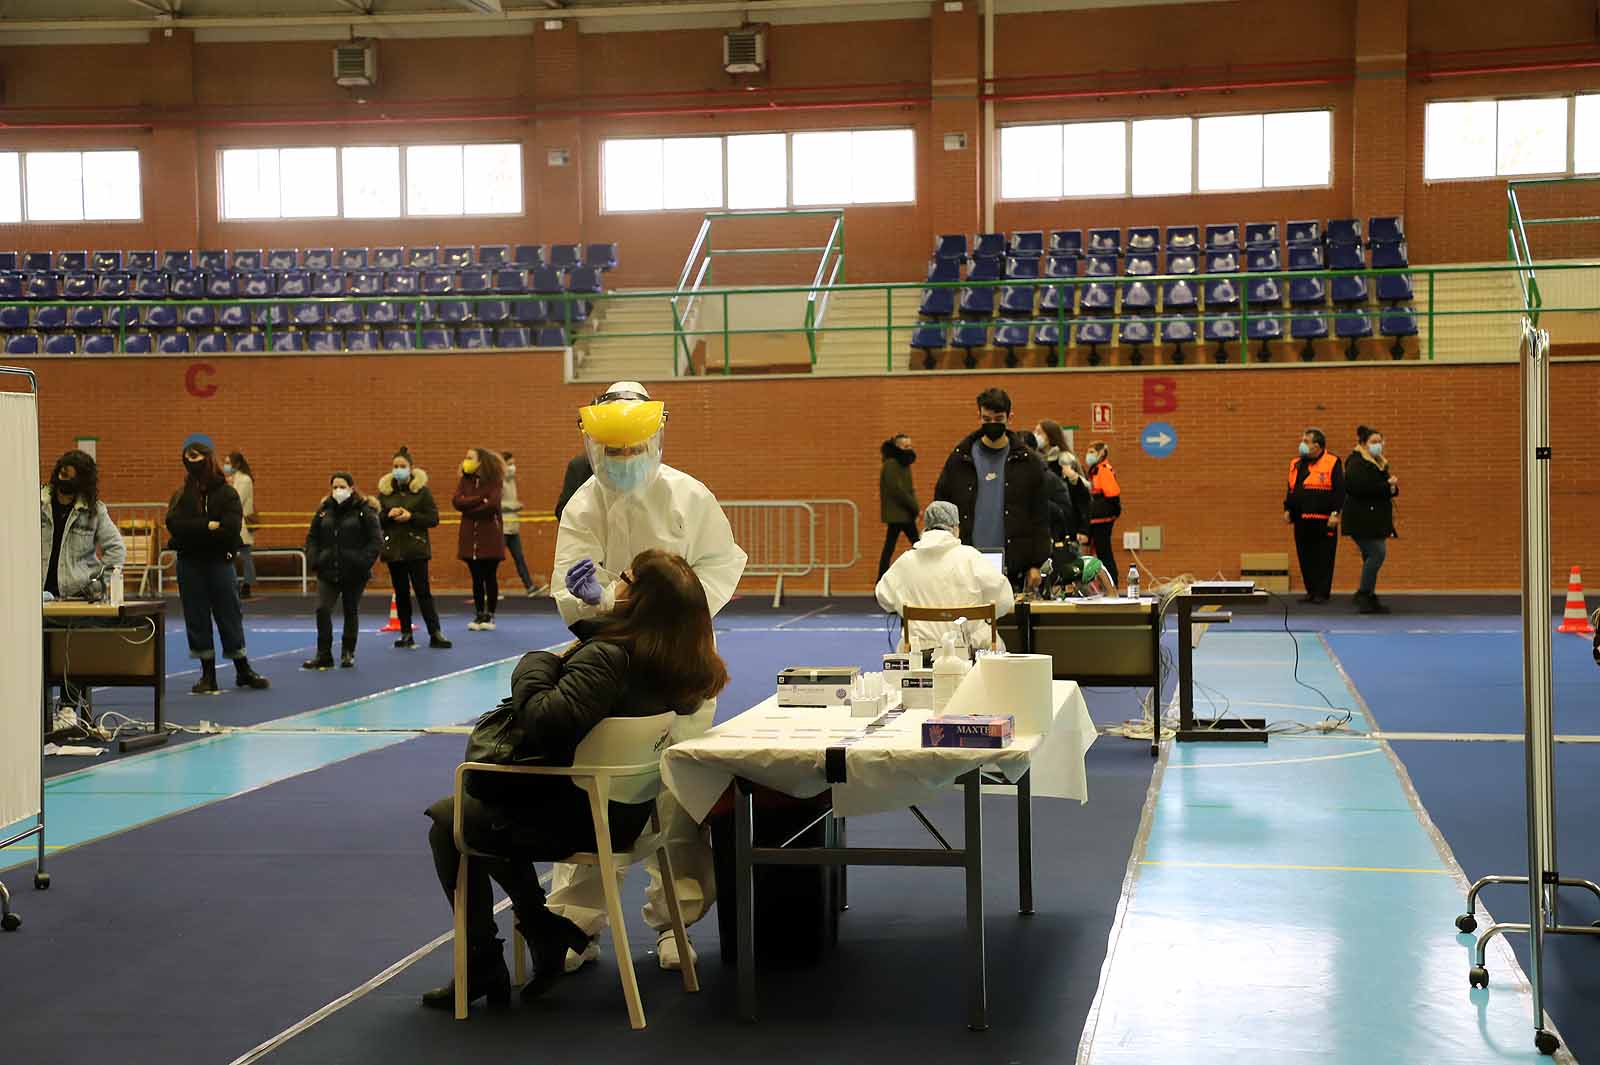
[874,529,1015,653]
[549,463,748,936]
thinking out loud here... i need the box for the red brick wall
[6,353,1597,595]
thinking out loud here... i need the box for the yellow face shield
[579,400,666,449]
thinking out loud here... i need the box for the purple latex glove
[565,558,603,605]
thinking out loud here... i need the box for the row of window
[5,94,1600,225]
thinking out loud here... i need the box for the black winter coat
[933,429,1052,579]
[165,480,243,562]
[376,468,440,563]
[1045,465,1092,541]
[305,493,382,585]
[555,453,592,520]
[1341,451,1397,541]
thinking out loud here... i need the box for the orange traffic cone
[380,593,402,633]
[1557,565,1594,634]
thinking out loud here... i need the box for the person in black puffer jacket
[166,437,270,695]
[377,446,451,650]
[1342,425,1399,614]
[421,548,730,1010]
[302,471,382,670]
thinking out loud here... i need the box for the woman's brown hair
[593,549,729,709]
[1038,419,1069,453]
[468,446,506,486]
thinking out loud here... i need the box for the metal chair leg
[453,855,470,1020]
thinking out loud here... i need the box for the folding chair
[901,603,1000,654]
[450,711,697,1028]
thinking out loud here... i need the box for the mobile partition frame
[1454,324,1600,1058]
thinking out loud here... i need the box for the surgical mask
[506,464,516,477]
[1034,433,1048,450]
[331,487,351,504]
[602,454,651,493]
[222,464,234,476]
[1085,451,1100,467]
[980,422,1008,442]
[1298,442,1311,457]
[462,459,480,475]
[1367,442,1384,458]
[392,466,411,483]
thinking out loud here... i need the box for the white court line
[1164,747,1385,771]
[1373,731,1600,744]
[720,625,887,634]
[772,603,833,629]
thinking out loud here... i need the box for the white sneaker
[466,618,484,632]
[564,942,600,974]
[655,930,697,971]
[482,617,496,631]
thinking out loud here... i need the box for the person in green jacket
[377,446,452,650]
[878,433,920,579]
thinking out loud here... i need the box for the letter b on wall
[1142,376,1177,414]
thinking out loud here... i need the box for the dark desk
[42,600,168,751]
[1172,590,1273,743]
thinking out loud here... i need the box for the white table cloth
[662,679,1096,820]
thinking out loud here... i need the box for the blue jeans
[235,545,256,585]
[1354,537,1388,596]
[176,555,247,661]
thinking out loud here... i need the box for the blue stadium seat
[1331,276,1369,305]
[230,332,265,353]
[1380,310,1418,359]
[168,272,202,299]
[1247,248,1281,272]
[476,300,510,324]
[1039,283,1072,316]
[534,327,568,347]
[1010,231,1044,259]
[1327,244,1365,271]
[926,259,960,284]
[1162,280,1198,313]
[443,246,475,269]
[1165,225,1200,254]
[1044,255,1079,279]
[181,305,215,328]
[350,270,383,296]
[372,247,404,270]
[1290,314,1328,359]
[303,248,334,271]
[1005,257,1040,282]
[1080,282,1115,314]
[455,326,493,349]
[1120,318,1155,363]
[161,251,193,273]
[584,243,619,271]
[34,306,67,330]
[106,305,139,329]
[532,266,564,295]
[512,300,548,324]
[126,251,157,272]
[253,304,289,327]
[1035,322,1065,353]
[134,273,168,299]
[122,332,153,353]
[1204,277,1240,311]
[1376,274,1414,303]
[386,270,420,296]
[1286,220,1321,248]
[972,233,1006,261]
[267,249,299,271]
[477,245,510,268]
[306,330,341,353]
[493,269,528,295]
[1161,317,1197,363]
[1086,228,1121,255]
[157,331,190,354]
[910,324,947,352]
[269,331,305,352]
[144,304,178,329]
[934,234,968,261]
[197,251,227,272]
[422,269,454,295]
[340,249,369,270]
[920,288,956,317]
[68,305,102,329]
[58,251,88,272]
[1126,226,1159,253]
[1084,255,1117,278]
[1205,251,1240,274]
[1326,219,1362,246]
[1050,230,1083,257]
[327,302,361,326]
[26,273,60,300]
[495,327,533,348]
[312,272,347,297]
[1124,253,1158,276]
[993,322,1031,362]
[1289,277,1326,307]
[1244,223,1279,250]
[345,329,380,352]
[277,271,311,297]
[240,272,275,298]
[1076,321,1111,364]
[959,286,996,317]
[1371,242,1409,269]
[420,328,451,351]
[194,331,227,354]
[1120,280,1157,314]
[82,333,116,355]
[0,253,15,270]
[220,303,251,328]
[231,250,262,272]
[1250,317,1284,360]
[1167,253,1199,276]
[999,286,1035,316]
[434,301,472,324]
[457,269,492,296]
[22,252,52,272]
[286,303,321,327]
[1288,246,1324,271]
[92,251,122,272]
[96,273,130,299]
[1335,313,1373,359]
[206,273,237,299]
[1247,277,1283,309]
[63,273,95,299]
[44,333,76,355]
[1369,217,1405,244]
[951,323,988,354]
[407,247,439,269]
[0,274,19,301]
[967,258,1003,283]
[0,305,27,329]
[514,245,544,268]
[6,334,39,355]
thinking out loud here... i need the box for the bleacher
[0,242,617,355]
[911,218,1417,369]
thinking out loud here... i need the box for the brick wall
[7,353,1597,595]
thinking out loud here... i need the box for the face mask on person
[1298,442,1311,457]
[505,464,516,477]
[602,454,650,493]
[462,458,480,475]
[1367,442,1384,458]
[222,463,234,476]
[980,422,1008,442]
[185,456,209,476]
[1085,450,1100,467]
[899,449,916,466]
[392,466,411,484]
[331,487,352,504]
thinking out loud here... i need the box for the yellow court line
[1140,859,1452,876]
[0,844,66,852]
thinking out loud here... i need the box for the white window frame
[599,127,918,215]
[217,141,524,221]
[0,149,143,224]
[1424,93,1586,184]
[997,108,1335,202]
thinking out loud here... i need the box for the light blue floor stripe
[1080,631,1555,1065]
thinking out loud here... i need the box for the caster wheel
[1536,1030,1560,1055]
[34,873,49,891]
[1455,913,1479,933]
[1469,966,1489,989]
[1,913,18,931]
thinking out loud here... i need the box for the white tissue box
[851,692,890,718]
[898,669,935,710]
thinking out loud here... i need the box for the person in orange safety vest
[1283,427,1345,603]
[1085,440,1123,578]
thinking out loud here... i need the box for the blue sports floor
[3,595,1597,1064]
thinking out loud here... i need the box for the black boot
[340,645,357,668]
[302,651,335,670]
[1364,593,1391,615]
[420,938,512,1011]
[394,631,416,649]
[238,583,252,600]
[429,631,453,649]
[519,907,594,1001]
[190,659,221,696]
[234,657,271,689]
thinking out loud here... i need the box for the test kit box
[898,669,935,710]
[883,652,913,673]
[777,667,859,707]
[921,714,1015,749]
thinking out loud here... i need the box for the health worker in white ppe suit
[549,381,747,973]
[875,500,1015,654]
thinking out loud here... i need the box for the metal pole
[962,769,988,1031]
[1016,770,1034,916]
[735,777,756,1021]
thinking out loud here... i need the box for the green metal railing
[1507,174,1600,323]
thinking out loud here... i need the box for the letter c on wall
[185,362,217,399]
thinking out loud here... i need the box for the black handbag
[461,695,552,802]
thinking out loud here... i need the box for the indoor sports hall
[2,2,1599,1063]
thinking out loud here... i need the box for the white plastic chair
[450,711,698,1028]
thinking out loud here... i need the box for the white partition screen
[0,383,42,831]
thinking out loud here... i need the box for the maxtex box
[920,714,1015,749]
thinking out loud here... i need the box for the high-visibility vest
[1287,452,1338,518]
[1089,461,1121,524]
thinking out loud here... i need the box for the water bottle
[1126,565,1140,600]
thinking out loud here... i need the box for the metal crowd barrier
[721,499,860,606]
[808,498,860,596]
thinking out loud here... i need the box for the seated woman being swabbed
[422,548,730,1010]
